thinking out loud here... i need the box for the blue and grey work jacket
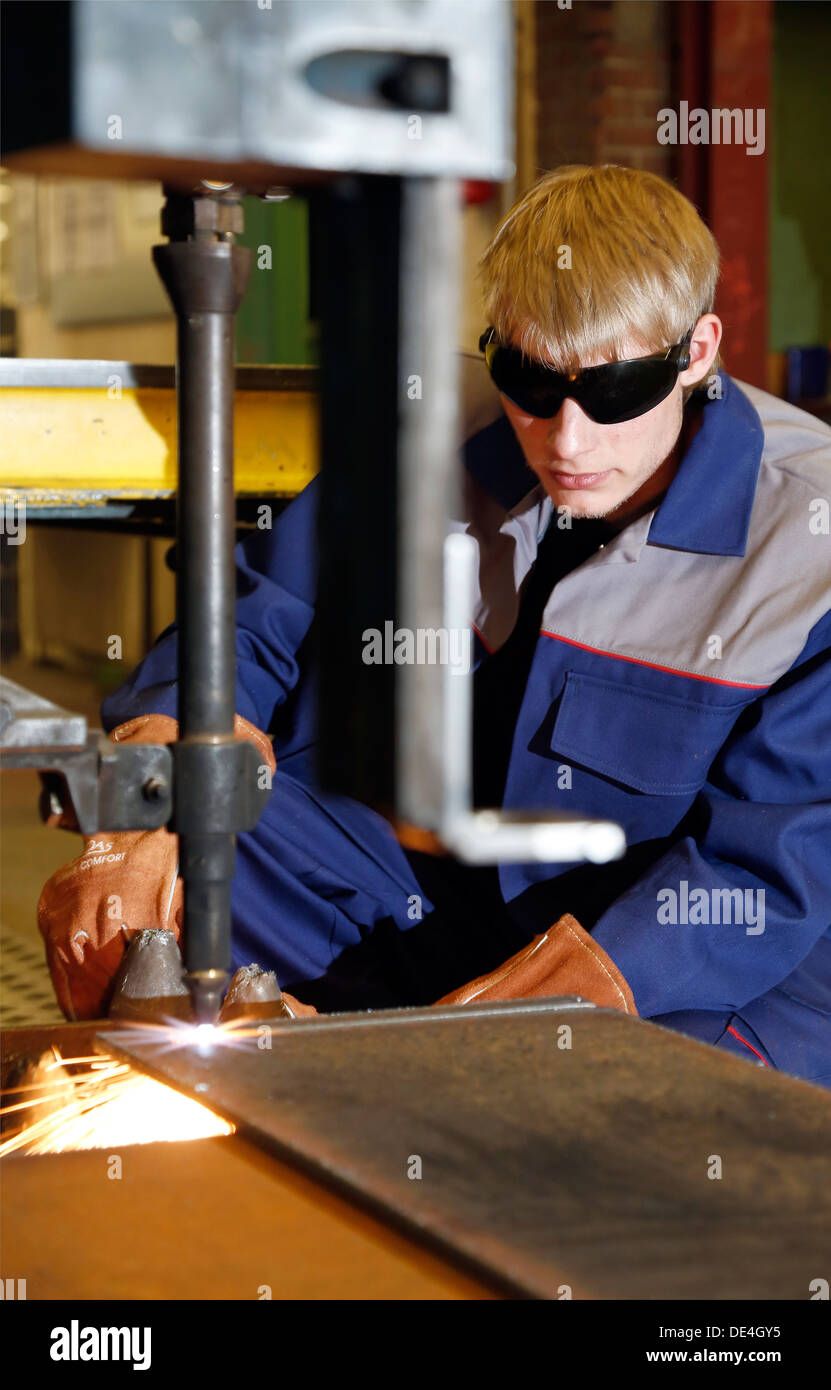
[103,367,831,1086]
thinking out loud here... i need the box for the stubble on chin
[587,426,684,524]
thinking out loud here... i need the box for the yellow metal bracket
[0,361,318,507]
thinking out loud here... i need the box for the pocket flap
[550,671,742,796]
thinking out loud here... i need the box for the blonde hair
[478,164,721,389]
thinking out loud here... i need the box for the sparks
[100,1015,274,1056]
[0,1047,234,1156]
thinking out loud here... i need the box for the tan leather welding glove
[37,712,277,1022]
[433,912,638,1014]
[232,916,635,1022]
[280,993,318,1018]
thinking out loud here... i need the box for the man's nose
[544,395,596,458]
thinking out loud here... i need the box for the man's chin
[544,484,620,519]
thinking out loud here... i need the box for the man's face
[499,337,687,524]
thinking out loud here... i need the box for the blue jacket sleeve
[591,610,831,1018]
[101,478,319,735]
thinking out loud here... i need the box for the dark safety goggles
[479,326,694,424]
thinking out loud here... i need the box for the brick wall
[535,0,673,181]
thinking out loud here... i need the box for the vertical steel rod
[154,205,252,1020]
[396,177,463,828]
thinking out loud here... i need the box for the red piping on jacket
[539,630,769,690]
[471,622,494,655]
[726,1024,771,1066]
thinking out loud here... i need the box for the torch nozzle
[185,970,230,1026]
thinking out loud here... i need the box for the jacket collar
[645,371,765,557]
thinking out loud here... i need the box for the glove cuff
[110,711,277,776]
[434,912,638,1015]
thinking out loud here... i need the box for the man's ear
[680,314,723,389]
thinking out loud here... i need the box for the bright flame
[0,1048,234,1156]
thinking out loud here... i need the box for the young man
[40,165,831,1088]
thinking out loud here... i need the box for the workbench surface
[4,1004,829,1300]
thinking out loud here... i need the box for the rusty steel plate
[98,1000,831,1300]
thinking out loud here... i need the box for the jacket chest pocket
[549,671,748,796]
